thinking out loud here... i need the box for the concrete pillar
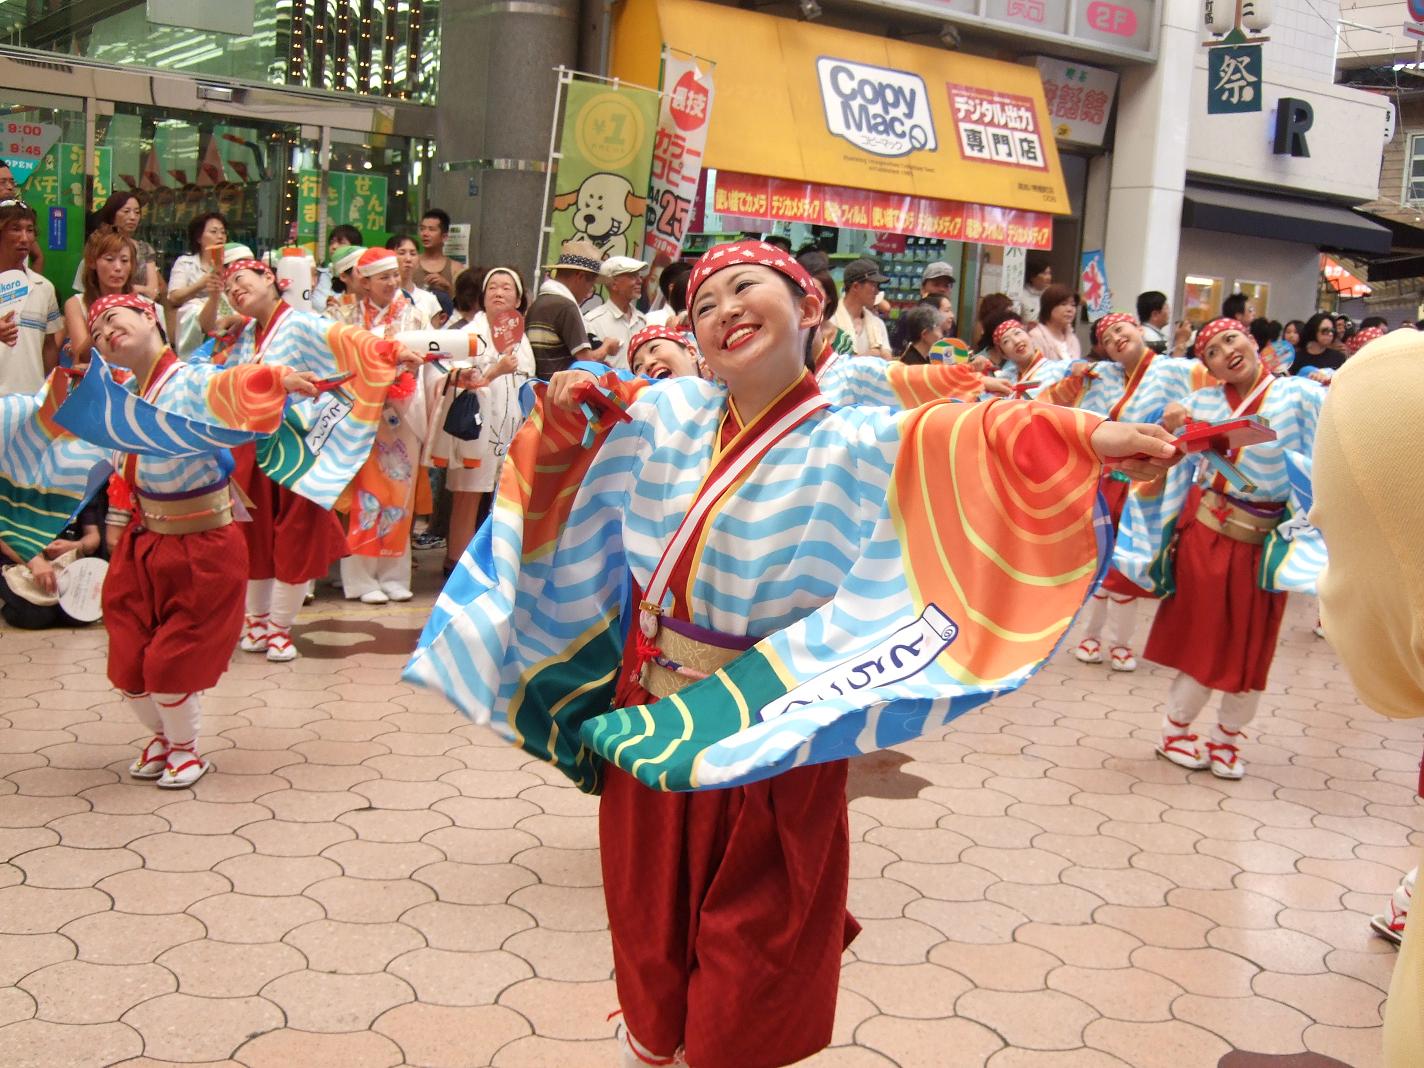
[430,0,582,271]
[1103,0,1198,308]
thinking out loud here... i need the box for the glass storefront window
[0,1,440,103]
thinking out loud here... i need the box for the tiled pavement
[0,565,1417,1068]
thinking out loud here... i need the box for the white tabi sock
[152,692,201,746]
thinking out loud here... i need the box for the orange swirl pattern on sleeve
[891,398,1105,683]
[887,362,986,406]
[1036,372,1092,408]
[504,372,650,556]
[321,324,402,424]
[204,365,288,433]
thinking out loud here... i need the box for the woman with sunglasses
[1294,312,1347,377]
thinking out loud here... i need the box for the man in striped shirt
[0,200,61,396]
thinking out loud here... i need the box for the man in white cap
[583,255,647,371]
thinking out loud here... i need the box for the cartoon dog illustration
[552,172,648,260]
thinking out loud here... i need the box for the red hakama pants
[231,442,347,583]
[104,522,247,694]
[601,660,858,1067]
[1143,487,1287,694]
[1099,474,1153,599]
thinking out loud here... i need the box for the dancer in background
[407,240,1179,1068]
[1119,318,1326,779]
[220,258,417,656]
[82,294,324,785]
[1069,312,1213,673]
[987,315,1072,398]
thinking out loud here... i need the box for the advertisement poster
[1182,275,1224,327]
[546,76,661,264]
[23,143,112,208]
[947,84,1049,170]
[1078,249,1112,321]
[1033,57,1118,148]
[712,171,1053,250]
[297,171,389,243]
[0,121,60,185]
[643,53,714,265]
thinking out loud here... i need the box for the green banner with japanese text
[297,170,389,245]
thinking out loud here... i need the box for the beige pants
[1386,844,1424,1066]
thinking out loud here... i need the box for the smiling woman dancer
[408,241,1178,1068]
[1123,318,1326,780]
[1069,312,1214,673]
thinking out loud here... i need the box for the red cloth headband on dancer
[1348,326,1385,353]
[1093,312,1139,345]
[87,293,154,331]
[223,258,273,282]
[628,325,694,360]
[686,240,817,312]
[1193,317,1243,359]
[991,318,1025,348]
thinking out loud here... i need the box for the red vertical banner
[643,53,715,264]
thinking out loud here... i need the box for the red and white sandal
[128,734,169,780]
[265,625,298,663]
[239,613,270,653]
[1109,645,1138,672]
[1074,637,1103,664]
[1206,725,1246,780]
[1156,717,1208,770]
[158,741,210,789]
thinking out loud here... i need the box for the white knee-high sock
[1218,689,1262,731]
[246,578,274,617]
[152,692,201,746]
[269,580,307,631]
[122,691,162,734]
[1166,672,1212,727]
[1106,595,1139,651]
[1082,592,1108,640]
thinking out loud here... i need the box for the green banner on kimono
[545,76,660,265]
[256,410,319,488]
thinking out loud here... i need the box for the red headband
[628,325,694,361]
[1193,317,1245,359]
[223,258,273,283]
[1093,312,1139,345]
[991,318,1025,348]
[1347,325,1385,353]
[87,293,154,331]
[686,240,817,312]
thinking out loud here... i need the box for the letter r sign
[1273,97,1313,158]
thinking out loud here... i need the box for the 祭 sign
[817,58,937,158]
[644,53,715,264]
[947,85,1048,170]
[1207,44,1263,114]
[547,76,660,264]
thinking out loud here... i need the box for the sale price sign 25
[2,122,61,185]
[643,54,715,264]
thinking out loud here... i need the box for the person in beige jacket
[1311,328,1424,1066]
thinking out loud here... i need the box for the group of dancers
[4,217,1345,1066]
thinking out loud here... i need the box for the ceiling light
[798,0,822,20]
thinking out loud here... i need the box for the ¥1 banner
[643,53,715,265]
[546,75,660,264]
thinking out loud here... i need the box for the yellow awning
[611,0,1070,216]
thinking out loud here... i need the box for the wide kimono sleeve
[403,371,655,793]
[0,372,110,560]
[581,398,1114,792]
[819,356,987,408]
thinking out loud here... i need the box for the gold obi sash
[640,615,758,700]
[1195,488,1284,546]
[135,483,235,535]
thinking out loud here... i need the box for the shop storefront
[610,0,1073,339]
[1173,42,1391,327]
[0,2,436,300]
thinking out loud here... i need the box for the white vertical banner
[643,51,715,264]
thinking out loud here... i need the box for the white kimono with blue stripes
[1114,375,1329,594]
[1075,356,1207,422]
